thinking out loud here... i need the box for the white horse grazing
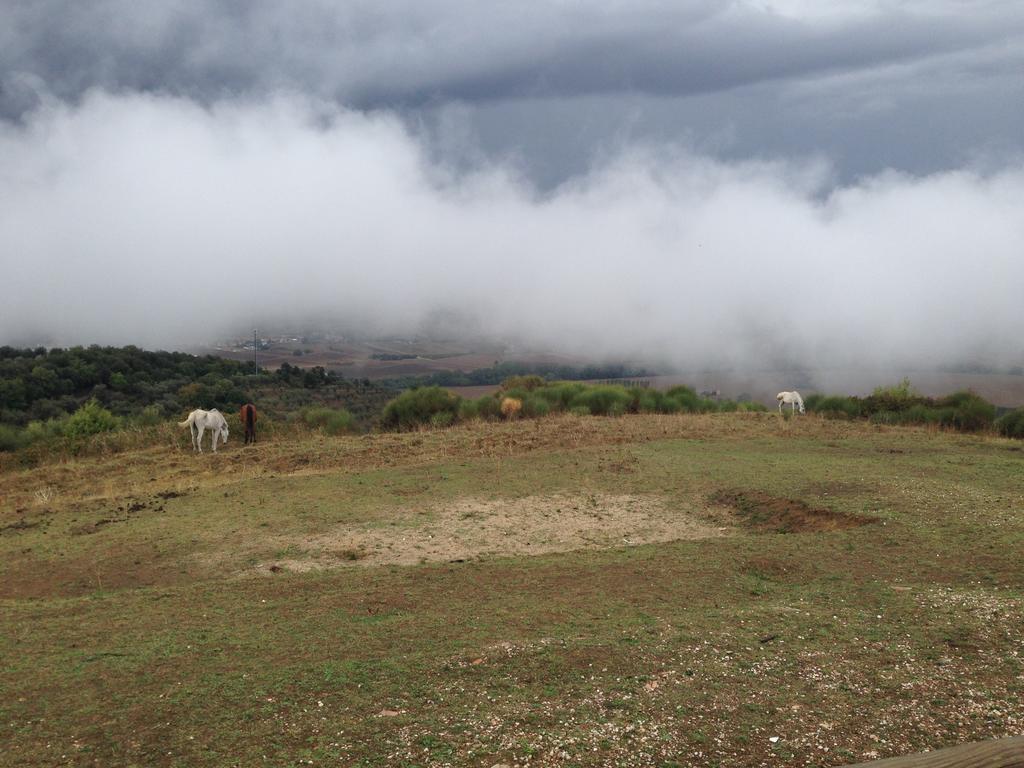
[776,391,805,414]
[179,408,229,452]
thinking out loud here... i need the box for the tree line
[0,346,355,427]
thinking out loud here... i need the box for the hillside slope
[1,414,1022,767]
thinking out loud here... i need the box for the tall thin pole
[253,328,258,374]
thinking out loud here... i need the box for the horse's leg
[191,424,198,451]
[212,430,218,452]
[197,425,205,453]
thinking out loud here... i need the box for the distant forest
[0,346,388,427]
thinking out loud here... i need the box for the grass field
[1,414,1022,767]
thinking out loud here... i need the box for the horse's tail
[246,405,255,429]
[178,413,194,428]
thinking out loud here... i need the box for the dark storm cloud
[5,1,1021,186]
[2,1,1022,111]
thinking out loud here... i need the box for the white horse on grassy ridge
[776,391,805,415]
[179,408,229,452]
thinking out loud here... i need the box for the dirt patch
[155,490,186,499]
[68,496,169,536]
[709,490,876,533]
[0,518,41,534]
[258,493,728,572]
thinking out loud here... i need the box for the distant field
[2,414,1022,766]
[203,338,584,380]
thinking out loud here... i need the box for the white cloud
[1,92,1022,370]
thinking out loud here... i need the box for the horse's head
[220,423,229,443]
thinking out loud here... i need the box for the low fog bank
[1,92,1023,372]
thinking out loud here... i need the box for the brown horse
[240,403,257,444]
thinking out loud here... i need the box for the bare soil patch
[259,493,727,572]
[709,490,876,533]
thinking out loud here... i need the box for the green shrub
[460,396,502,422]
[665,386,700,412]
[381,386,461,431]
[324,411,356,435]
[458,399,479,421]
[904,404,940,425]
[862,380,930,414]
[628,389,651,413]
[812,386,994,433]
[136,404,164,427]
[534,382,587,411]
[569,385,630,416]
[24,418,66,443]
[378,380,773,427]
[996,407,1024,439]
[520,396,551,418]
[301,406,356,435]
[64,400,121,438]
[0,424,26,452]
[935,391,995,432]
[872,377,917,400]
[478,396,502,420]
[301,406,332,427]
[628,389,685,414]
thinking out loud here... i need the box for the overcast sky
[1,1,1023,369]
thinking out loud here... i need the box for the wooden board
[847,736,1024,768]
